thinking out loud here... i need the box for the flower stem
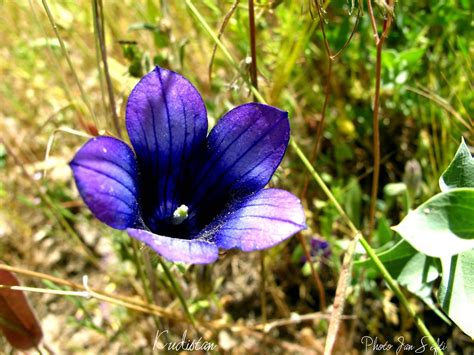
[130,239,164,331]
[367,0,395,240]
[292,140,442,354]
[157,257,197,330]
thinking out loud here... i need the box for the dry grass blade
[43,127,92,178]
[406,86,472,130]
[324,235,359,355]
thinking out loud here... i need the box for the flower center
[171,204,189,225]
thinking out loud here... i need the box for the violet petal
[188,103,290,226]
[203,188,306,252]
[125,67,208,227]
[127,228,218,264]
[70,136,140,230]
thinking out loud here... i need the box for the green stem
[130,239,164,331]
[359,238,441,353]
[157,258,197,329]
[93,0,122,137]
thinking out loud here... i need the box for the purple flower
[70,67,306,264]
[300,237,331,263]
[310,237,331,259]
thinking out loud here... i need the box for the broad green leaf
[438,249,474,338]
[439,138,474,192]
[358,240,439,290]
[356,240,449,322]
[392,188,474,257]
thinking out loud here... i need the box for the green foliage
[438,250,474,338]
[357,239,450,322]
[439,138,474,192]
[343,178,363,229]
[390,138,474,338]
[393,188,474,258]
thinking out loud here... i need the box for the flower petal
[188,103,290,226]
[125,66,208,227]
[70,136,140,230]
[203,188,306,252]
[127,229,218,264]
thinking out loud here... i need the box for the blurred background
[0,0,472,353]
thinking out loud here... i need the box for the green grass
[0,0,472,353]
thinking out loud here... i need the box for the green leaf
[392,188,474,257]
[438,249,474,338]
[398,48,426,65]
[358,240,439,288]
[440,138,474,192]
[356,240,450,322]
[376,216,393,247]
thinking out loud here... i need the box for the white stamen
[172,204,189,225]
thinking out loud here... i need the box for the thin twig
[94,0,122,137]
[367,0,394,240]
[208,0,240,84]
[0,284,90,298]
[301,1,362,197]
[331,1,363,60]
[248,1,267,350]
[323,236,359,355]
[310,60,333,164]
[366,0,379,42]
[310,0,332,161]
[248,0,258,95]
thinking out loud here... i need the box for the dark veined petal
[70,136,140,230]
[188,103,290,226]
[125,66,208,227]
[206,188,306,251]
[127,229,218,264]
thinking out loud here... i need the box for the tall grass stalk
[41,0,98,129]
